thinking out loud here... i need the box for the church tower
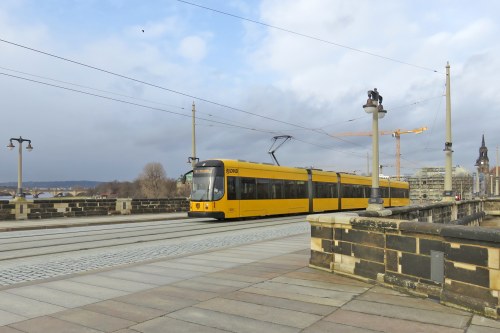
[475,133,490,173]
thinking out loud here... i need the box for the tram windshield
[191,167,225,201]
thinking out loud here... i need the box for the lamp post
[475,165,480,199]
[363,88,387,211]
[496,146,499,196]
[187,157,199,167]
[191,102,196,170]
[7,137,33,199]
[442,62,455,201]
[490,174,494,196]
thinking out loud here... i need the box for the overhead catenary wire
[0,72,279,135]
[293,137,366,158]
[272,95,444,132]
[0,39,330,132]
[0,71,369,159]
[0,66,276,134]
[0,65,441,139]
[0,66,187,109]
[178,0,444,74]
[0,39,426,157]
[426,81,447,148]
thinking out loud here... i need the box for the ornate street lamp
[7,137,33,198]
[187,157,199,166]
[364,89,387,211]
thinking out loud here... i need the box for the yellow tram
[187,159,409,219]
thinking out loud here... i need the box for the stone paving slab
[0,213,189,232]
[0,233,499,332]
[38,280,129,300]
[50,308,135,332]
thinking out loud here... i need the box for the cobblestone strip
[0,223,309,286]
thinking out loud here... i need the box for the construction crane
[331,127,427,180]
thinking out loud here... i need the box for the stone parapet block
[307,210,500,319]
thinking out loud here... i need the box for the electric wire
[0,72,279,135]
[0,69,424,164]
[0,39,416,156]
[178,0,444,74]
[0,66,187,109]
[0,39,331,132]
[293,137,366,158]
[264,95,444,132]
[426,81,447,148]
[0,66,275,133]
[0,71,369,158]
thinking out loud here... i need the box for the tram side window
[391,188,409,198]
[315,182,328,198]
[271,179,284,199]
[365,185,371,198]
[315,182,336,198]
[284,180,297,199]
[341,184,369,198]
[358,185,366,198]
[257,179,270,199]
[227,177,237,200]
[342,184,352,198]
[241,178,256,200]
[330,183,338,198]
[297,181,307,199]
[381,187,389,198]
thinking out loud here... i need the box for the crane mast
[331,127,427,180]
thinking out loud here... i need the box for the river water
[0,193,55,200]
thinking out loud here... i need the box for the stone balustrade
[0,198,189,220]
[307,200,500,319]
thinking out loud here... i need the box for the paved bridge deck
[0,213,189,232]
[0,234,498,332]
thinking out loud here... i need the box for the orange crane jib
[330,127,428,180]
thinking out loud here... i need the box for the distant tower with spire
[475,133,490,173]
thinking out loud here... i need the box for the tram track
[0,215,308,261]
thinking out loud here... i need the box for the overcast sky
[0,0,498,182]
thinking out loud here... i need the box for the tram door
[225,175,240,218]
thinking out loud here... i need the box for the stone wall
[484,197,500,211]
[356,200,483,224]
[130,198,189,214]
[0,198,190,220]
[0,201,15,220]
[308,212,500,319]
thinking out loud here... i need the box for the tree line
[85,162,190,199]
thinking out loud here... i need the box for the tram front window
[213,176,225,200]
[191,167,225,201]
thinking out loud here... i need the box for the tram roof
[196,159,408,186]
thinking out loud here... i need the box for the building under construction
[408,166,473,203]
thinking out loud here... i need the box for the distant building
[472,134,497,196]
[408,166,473,202]
[475,133,490,173]
[176,173,192,188]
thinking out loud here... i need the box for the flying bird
[142,30,144,32]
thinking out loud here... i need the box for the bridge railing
[307,199,499,320]
[0,197,189,221]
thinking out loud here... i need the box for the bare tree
[164,178,178,197]
[138,162,168,198]
[177,182,191,198]
[118,181,139,198]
